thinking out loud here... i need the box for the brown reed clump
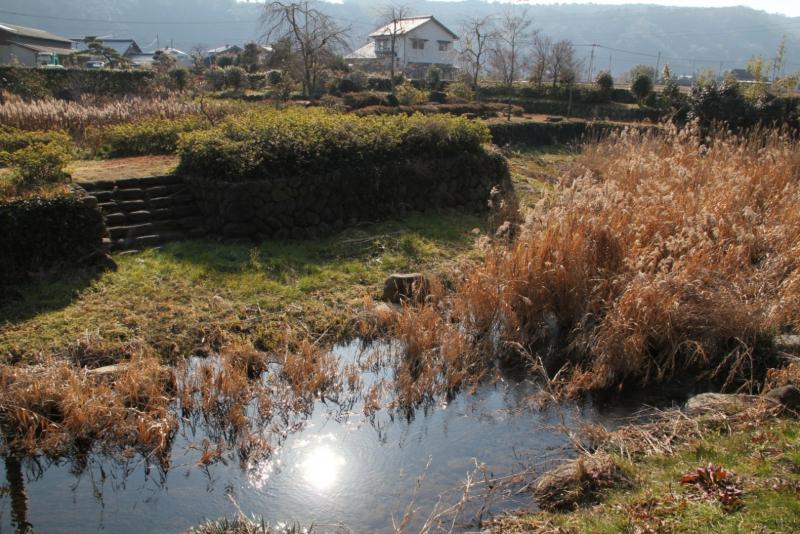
[393,124,800,395]
[0,357,176,460]
[0,94,239,139]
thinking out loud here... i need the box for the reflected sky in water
[0,341,667,534]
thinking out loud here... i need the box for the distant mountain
[1,0,798,77]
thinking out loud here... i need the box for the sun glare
[300,445,345,491]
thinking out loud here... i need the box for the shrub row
[484,98,660,122]
[178,108,491,181]
[87,116,210,157]
[487,120,659,146]
[478,83,637,104]
[0,192,107,283]
[178,109,509,239]
[0,127,71,161]
[354,102,525,119]
[0,66,155,100]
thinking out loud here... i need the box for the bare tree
[460,15,496,100]
[261,1,350,98]
[548,39,579,87]
[489,7,534,120]
[376,4,410,94]
[489,7,534,88]
[530,33,551,87]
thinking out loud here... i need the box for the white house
[346,16,458,79]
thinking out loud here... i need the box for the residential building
[0,22,74,66]
[346,16,458,79]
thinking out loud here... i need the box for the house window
[375,38,389,52]
[411,39,425,50]
[438,41,451,52]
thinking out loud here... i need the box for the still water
[0,342,656,534]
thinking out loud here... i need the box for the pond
[0,341,672,533]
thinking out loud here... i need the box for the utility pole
[608,54,612,73]
[718,61,724,81]
[586,43,596,83]
[654,51,661,84]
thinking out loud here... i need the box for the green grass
[498,418,800,533]
[0,213,484,359]
[505,145,575,210]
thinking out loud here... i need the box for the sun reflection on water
[299,445,345,491]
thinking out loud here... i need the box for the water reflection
[299,445,345,491]
[0,341,674,534]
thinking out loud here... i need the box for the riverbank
[491,386,800,533]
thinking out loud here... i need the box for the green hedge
[0,66,155,99]
[88,116,209,157]
[488,120,659,146]
[178,108,491,181]
[478,83,636,104]
[355,102,525,119]
[0,193,107,283]
[179,108,508,238]
[483,98,660,122]
[0,127,71,162]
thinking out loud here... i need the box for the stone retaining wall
[187,150,510,239]
[0,188,109,284]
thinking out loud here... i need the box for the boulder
[685,392,757,415]
[765,385,800,411]
[775,335,800,354]
[381,273,428,304]
[534,453,630,511]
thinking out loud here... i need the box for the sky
[333,1,800,18]
[507,1,800,17]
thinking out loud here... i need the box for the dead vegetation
[0,92,238,138]
[389,124,800,396]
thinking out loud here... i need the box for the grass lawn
[496,417,800,533]
[0,213,487,360]
[69,155,180,182]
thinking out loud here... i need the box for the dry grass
[392,124,800,395]
[0,93,239,139]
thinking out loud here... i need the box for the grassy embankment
[495,405,800,533]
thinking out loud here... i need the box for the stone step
[114,188,147,201]
[109,223,155,240]
[81,175,184,192]
[110,228,208,251]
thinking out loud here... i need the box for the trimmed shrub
[631,73,654,101]
[179,108,491,181]
[0,127,71,159]
[88,116,209,157]
[0,66,154,99]
[395,84,428,106]
[224,66,248,91]
[178,109,507,238]
[266,70,283,85]
[354,102,523,119]
[169,68,190,92]
[247,73,267,90]
[366,77,393,92]
[5,142,73,192]
[342,91,393,109]
[0,193,107,283]
[205,67,226,91]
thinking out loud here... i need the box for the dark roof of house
[73,38,143,56]
[8,41,75,55]
[0,22,72,44]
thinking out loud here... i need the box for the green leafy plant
[7,142,72,191]
[88,116,209,157]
